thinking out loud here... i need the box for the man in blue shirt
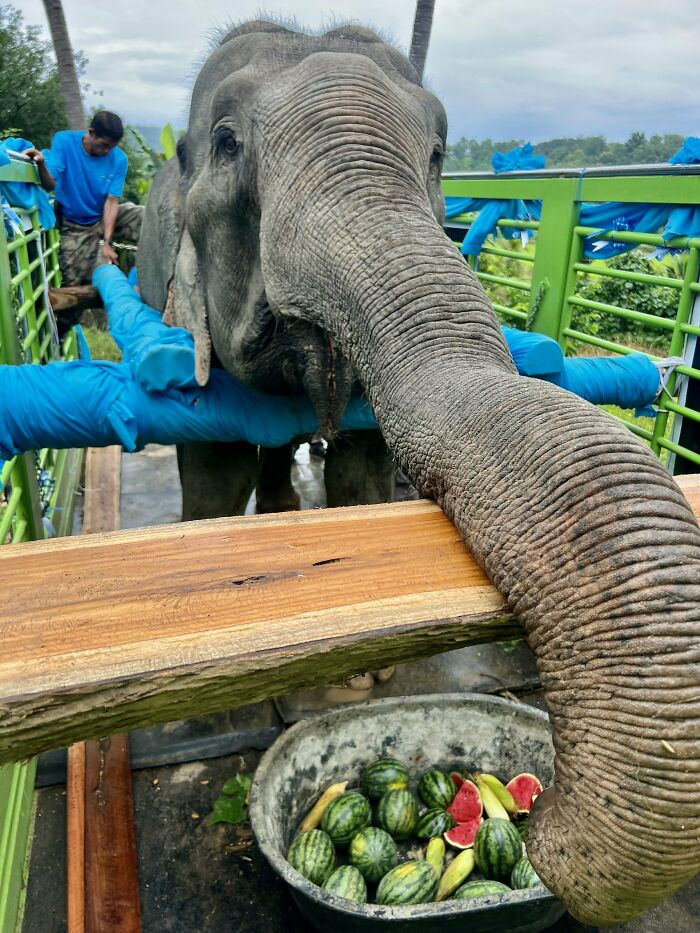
[22,112,143,315]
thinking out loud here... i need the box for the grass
[82,326,121,362]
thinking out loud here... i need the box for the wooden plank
[66,447,141,933]
[0,476,697,766]
[84,736,141,933]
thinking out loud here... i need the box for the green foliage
[0,3,86,148]
[119,126,162,204]
[445,132,686,172]
[575,252,679,350]
[160,123,177,161]
[208,773,252,826]
[81,326,121,362]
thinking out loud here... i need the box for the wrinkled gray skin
[137,22,700,925]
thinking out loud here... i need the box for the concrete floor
[22,445,700,932]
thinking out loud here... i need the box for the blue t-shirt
[42,131,127,225]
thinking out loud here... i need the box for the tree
[408,0,435,81]
[0,4,74,147]
[41,0,83,129]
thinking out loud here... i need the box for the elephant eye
[215,127,240,158]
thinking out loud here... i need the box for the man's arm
[101,195,120,264]
[20,149,55,191]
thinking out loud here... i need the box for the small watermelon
[349,827,398,883]
[447,779,483,824]
[417,770,456,809]
[506,774,543,814]
[473,818,523,882]
[376,860,438,906]
[361,759,410,800]
[323,865,368,902]
[415,808,456,839]
[287,830,335,886]
[453,879,511,899]
[511,856,545,890]
[321,792,371,846]
[377,789,418,841]
[444,815,482,849]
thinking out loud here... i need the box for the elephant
[136,20,700,927]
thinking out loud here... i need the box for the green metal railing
[442,164,700,471]
[0,156,84,933]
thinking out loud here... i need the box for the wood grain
[66,447,141,933]
[0,475,697,766]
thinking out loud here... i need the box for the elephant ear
[165,227,211,386]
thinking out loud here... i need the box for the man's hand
[101,242,119,264]
[21,147,44,164]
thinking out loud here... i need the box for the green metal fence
[0,157,84,933]
[442,164,700,471]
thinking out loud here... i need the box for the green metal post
[526,178,580,342]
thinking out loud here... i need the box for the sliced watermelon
[447,779,482,824]
[449,771,464,791]
[505,773,543,814]
[444,816,482,849]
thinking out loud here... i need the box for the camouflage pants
[58,201,144,287]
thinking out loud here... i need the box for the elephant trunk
[262,191,700,924]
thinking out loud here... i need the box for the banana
[299,781,349,832]
[475,776,511,821]
[425,837,445,877]
[436,849,475,901]
[476,772,519,818]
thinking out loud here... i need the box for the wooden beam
[0,475,697,766]
[49,286,103,315]
[66,447,141,933]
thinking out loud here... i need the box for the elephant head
[138,22,700,925]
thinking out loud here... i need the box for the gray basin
[250,693,567,932]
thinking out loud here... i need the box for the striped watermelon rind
[287,830,336,886]
[349,826,398,883]
[473,818,523,881]
[321,792,372,845]
[417,770,456,809]
[377,789,419,841]
[415,808,456,839]
[361,759,410,800]
[453,879,511,899]
[323,865,368,902]
[376,860,438,906]
[511,856,544,889]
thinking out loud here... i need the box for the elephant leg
[324,429,395,507]
[176,440,258,521]
[255,444,301,513]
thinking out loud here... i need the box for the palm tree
[408,0,436,81]
[42,0,84,129]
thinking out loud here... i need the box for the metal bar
[572,261,682,290]
[562,327,643,356]
[476,272,532,292]
[567,295,676,331]
[663,399,700,424]
[491,303,528,321]
[573,226,700,249]
[480,244,536,263]
[656,436,700,466]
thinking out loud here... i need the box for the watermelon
[287,830,335,886]
[415,808,456,839]
[417,770,456,809]
[453,879,511,899]
[348,827,398,883]
[450,771,464,790]
[444,816,482,849]
[321,792,371,846]
[506,773,543,814]
[447,779,483,824]
[377,789,418,840]
[323,865,368,902]
[473,818,523,882]
[376,860,438,906]
[361,759,410,801]
[511,856,544,889]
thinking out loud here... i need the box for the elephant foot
[255,489,301,513]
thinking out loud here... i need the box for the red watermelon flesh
[450,771,464,791]
[447,779,483,823]
[505,773,543,814]
[444,816,482,849]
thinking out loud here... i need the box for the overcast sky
[21,0,700,142]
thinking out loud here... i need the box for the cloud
[20,0,700,139]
